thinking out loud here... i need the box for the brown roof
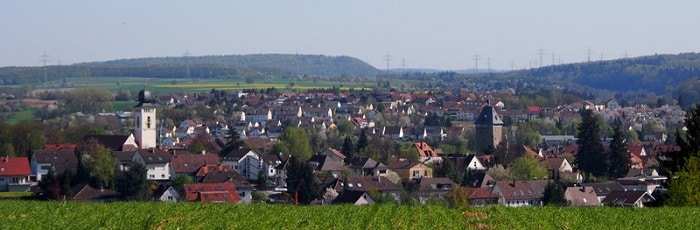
[414,142,438,157]
[32,149,78,173]
[136,149,173,164]
[601,190,653,206]
[111,151,134,164]
[72,184,119,201]
[171,154,220,174]
[565,186,600,206]
[83,134,132,151]
[44,144,77,151]
[309,154,348,172]
[541,158,566,171]
[340,176,400,192]
[494,181,541,200]
[415,177,457,192]
[467,187,500,199]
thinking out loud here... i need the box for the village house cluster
[0,85,684,207]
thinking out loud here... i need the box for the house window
[379,170,387,174]
[149,175,155,178]
[239,192,244,197]
[40,165,51,170]
[11,177,19,183]
[413,170,419,177]
[167,196,174,201]
[147,116,152,128]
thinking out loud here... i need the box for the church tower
[475,102,504,152]
[134,84,157,149]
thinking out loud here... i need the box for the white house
[222,148,262,181]
[132,149,173,181]
[0,157,32,192]
[158,186,181,202]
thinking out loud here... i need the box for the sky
[2,0,699,70]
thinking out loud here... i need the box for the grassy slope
[0,201,698,229]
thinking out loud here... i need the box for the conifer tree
[608,124,631,179]
[574,109,608,181]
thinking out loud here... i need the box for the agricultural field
[0,200,698,229]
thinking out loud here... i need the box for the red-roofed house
[0,157,32,191]
[184,183,242,203]
[414,141,442,164]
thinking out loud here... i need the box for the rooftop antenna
[384,52,392,72]
[473,53,480,73]
[39,51,50,83]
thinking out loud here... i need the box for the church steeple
[134,82,157,149]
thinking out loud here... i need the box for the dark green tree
[574,109,608,181]
[285,157,321,205]
[342,136,356,158]
[608,124,631,179]
[357,129,369,151]
[542,181,567,206]
[114,162,149,201]
[660,104,700,173]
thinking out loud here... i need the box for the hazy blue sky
[2,1,698,70]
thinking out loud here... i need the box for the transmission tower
[39,52,50,83]
[183,50,191,78]
[473,53,480,73]
[384,52,392,72]
[538,48,544,68]
[586,47,593,62]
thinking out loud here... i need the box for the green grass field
[0,200,697,229]
[4,109,36,124]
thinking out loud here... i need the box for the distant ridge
[0,54,381,84]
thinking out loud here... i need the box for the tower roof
[475,105,504,126]
[135,84,154,107]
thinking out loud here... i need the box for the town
[1,79,690,208]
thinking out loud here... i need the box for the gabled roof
[415,177,457,192]
[414,142,438,158]
[464,171,494,188]
[0,157,31,176]
[339,176,400,192]
[223,148,258,160]
[32,150,78,173]
[601,190,653,206]
[184,183,241,203]
[467,187,500,200]
[111,151,134,164]
[83,134,132,151]
[475,105,504,126]
[171,154,220,174]
[309,154,348,172]
[582,182,625,196]
[494,181,541,200]
[72,184,119,201]
[565,186,600,206]
[346,157,386,170]
[387,159,426,170]
[332,190,373,204]
[136,149,173,164]
[541,158,567,171]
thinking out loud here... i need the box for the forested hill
[499,52,700,95]
[0,54,381,84]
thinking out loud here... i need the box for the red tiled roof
[414,142,437,157]
[0,157,31,176]
[184,183,241,203]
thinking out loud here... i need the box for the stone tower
[134,85,157,149]
[475,103,504,152]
